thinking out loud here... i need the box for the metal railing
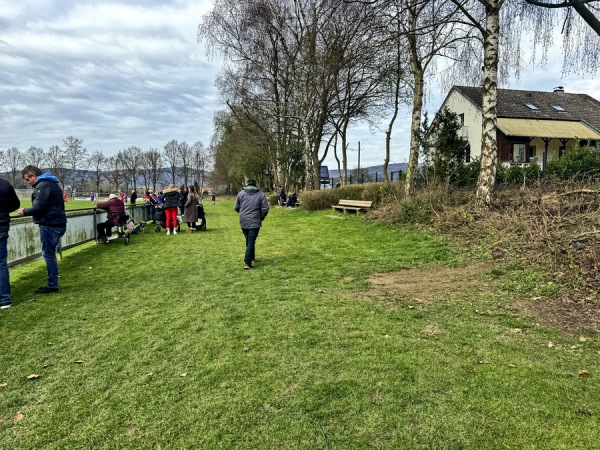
[7,205,152,267]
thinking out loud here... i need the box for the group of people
[277,187,298,208]
[158,184,201,234]
[0,168,274,309]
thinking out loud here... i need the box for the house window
[528,146,536,158]
[514,144,526,163]
[551,105,566,112]
[525,103,539,110]
[458,113,464,126]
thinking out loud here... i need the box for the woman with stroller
[183,186,199,233]
[162,184,180,235]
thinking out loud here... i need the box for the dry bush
[436,182,600,302]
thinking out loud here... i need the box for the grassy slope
[1,201,598,449]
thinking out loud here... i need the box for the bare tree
[63,136,88,195]
[191,140,210,192]
[45,145,68,189]
[140,148,162,192]
[524,0,600,36]
[87,150,107,195]
[163,140,179,185]
[178,141,193,187]
[24,146,46,168]
[105,156,122,192]
[119,146,143,191]
[3,147,24,186]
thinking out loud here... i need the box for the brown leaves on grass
[578,370,590,377]
[13,412,24,422]
[27,374,41,380]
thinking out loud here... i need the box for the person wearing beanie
[233,179,269,269]
[95,193,126,243]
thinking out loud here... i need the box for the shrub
[547,144,600,180]
[299,182,406,211]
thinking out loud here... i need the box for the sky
[1,0,599,171]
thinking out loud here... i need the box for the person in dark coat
[234,179,269,270]
[178,186,188,216]
[130,190,137,205]
[96,194,126,242]
[0,178,20,308]
[162,184,181,235]
[18,165,67,294]
[183,186,199,232]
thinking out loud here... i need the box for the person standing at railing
[0,178,20,309]
[17,165,67,294]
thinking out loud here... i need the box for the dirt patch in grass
[518,297,600,336]
[368,263,490,302]
[367,263,600,335]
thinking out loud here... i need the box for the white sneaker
[173,230,177,235]
[1,304,11,309]
[166,229,170,235]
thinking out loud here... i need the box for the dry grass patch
[367,262,491,303]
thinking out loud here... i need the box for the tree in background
[163,140,179,185]
[63,136,88,194]
[45,145,68,189]
[24,146,46,168]
[140,148,161,193]
[87,150,107,195]
[420,108,469,185]
[1,147,24,186]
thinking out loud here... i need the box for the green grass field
[1,200,598,449]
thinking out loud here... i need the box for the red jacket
[97,198,126,225]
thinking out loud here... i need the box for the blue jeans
[0,231,10,306]
[40,226,66,289]
[242,228,260,265]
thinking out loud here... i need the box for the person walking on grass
[234,179,269,270]
[17,165,67,294]
[184,186,199,232]
[162,183,180,235]
[0,178,20,309]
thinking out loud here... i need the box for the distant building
[438,85,600,167]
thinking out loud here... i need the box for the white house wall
[439,89,483,160]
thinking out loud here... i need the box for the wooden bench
[332,199,373,214]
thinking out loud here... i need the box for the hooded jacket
[23,173,67,227]
[0,178,20,233]
[234,185,269,229]
[162,187,181,209]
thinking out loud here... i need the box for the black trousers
[97,220,114,238]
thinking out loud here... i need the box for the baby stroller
[195,203,207,231]
[153,205,181,233]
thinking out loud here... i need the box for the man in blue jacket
[0,178,20,309]
[234,179,269,270]
[18,166,67,294]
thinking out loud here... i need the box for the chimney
[553,86,564,93]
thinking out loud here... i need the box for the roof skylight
[551,105,566,112]
[525,103,539,110]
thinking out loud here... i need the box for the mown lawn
[1,200,598,449]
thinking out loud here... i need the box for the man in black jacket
[0,178,20,309]
[18,166,67,294]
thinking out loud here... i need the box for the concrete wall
[7,205,151,267]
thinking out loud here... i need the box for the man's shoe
[0,304,11,309]
[34,286,59,294]
[244,264,252,270]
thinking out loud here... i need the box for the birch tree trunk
[475,2,500,207]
